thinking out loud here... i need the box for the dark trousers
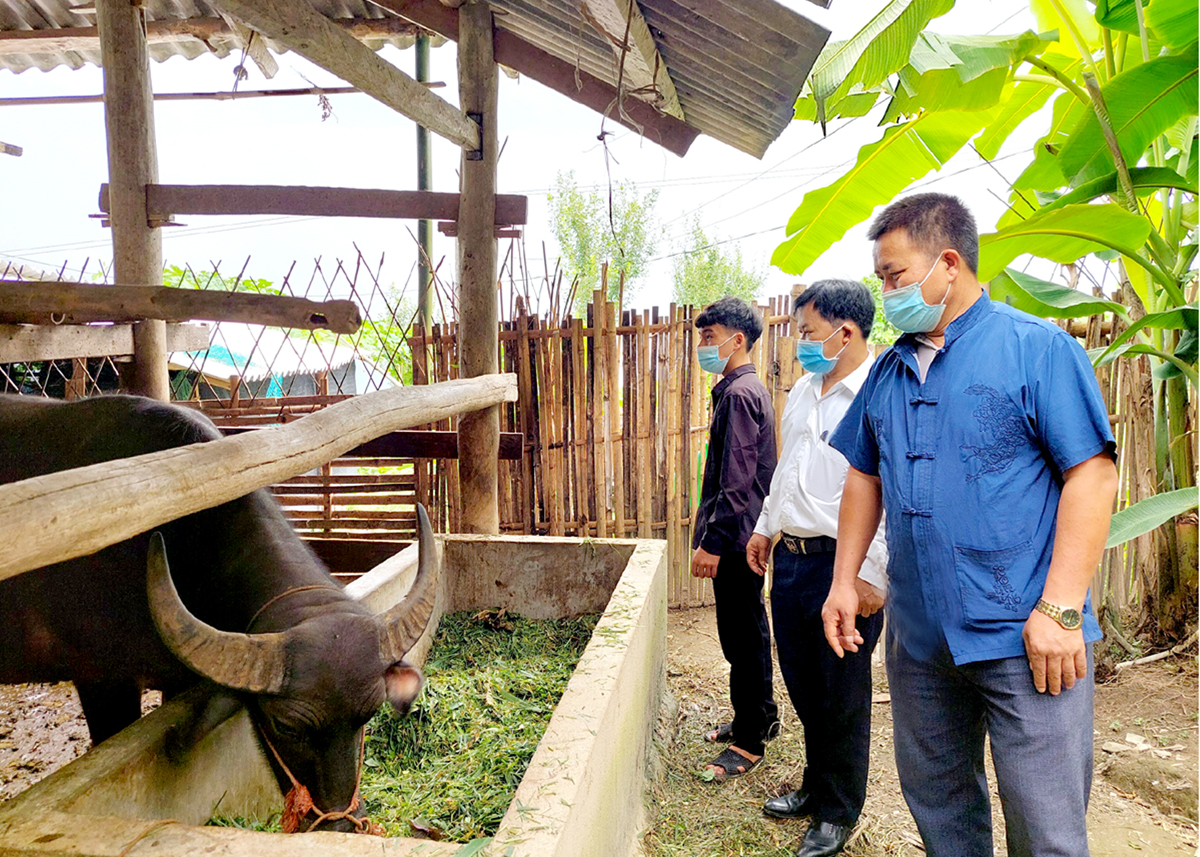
[771,542,883,825]
[887,633,1094,857]
[712,551,777,756]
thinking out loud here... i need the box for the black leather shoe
[794,821,851,857]
[763,789,814,819]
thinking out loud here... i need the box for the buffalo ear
[384,661,424,716]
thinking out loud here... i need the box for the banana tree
[773,0,1198,634]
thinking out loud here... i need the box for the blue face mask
[882,256,952,334]
[795,326,848,375]
[697,334,736,375]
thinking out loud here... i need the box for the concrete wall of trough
[0,535,666,857]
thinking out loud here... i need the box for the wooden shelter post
[97,0,168,400]
[456,0,500,534]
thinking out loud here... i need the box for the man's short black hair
[695,296,763,349]
[868,192,979,275]
[793,279,875,340]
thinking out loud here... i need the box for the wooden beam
[374,0,700,157]
[580,0,683,119]
[221,427,524,460]
[456,0,501,535]
[0,323,208,363]
[0,374,519,580]
[0,17,422,56]
[207,0,480,151]
[98,0,168,401]
[98,183,527,225]
[0,281,362,333]
[215,12,279,79]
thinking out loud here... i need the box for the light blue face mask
[882,256,952,334]
[697,334,736,375]
[795,326,848,375]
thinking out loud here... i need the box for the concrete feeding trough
[0,534,667,857]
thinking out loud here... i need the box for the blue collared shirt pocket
[954,540,1037,625]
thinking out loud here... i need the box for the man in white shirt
[745,279,887,857]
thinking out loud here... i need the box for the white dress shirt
[754,357,888,593]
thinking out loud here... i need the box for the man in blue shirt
[823,193,1118,857]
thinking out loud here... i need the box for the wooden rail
[0,374,517,579]
[0,280,362,333]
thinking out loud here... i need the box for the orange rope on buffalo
[261,727,384,836]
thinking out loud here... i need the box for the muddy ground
[1,607,1196,857]
[645,607,1199,856]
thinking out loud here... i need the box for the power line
[648,226,783,263]
[658,118,858,231]
[652,148,1032,265]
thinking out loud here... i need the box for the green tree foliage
[670,219,765,307]
[862,275,902,346]
[547,171,658,311]
[163,265,279,294]
[774,0,1198,632]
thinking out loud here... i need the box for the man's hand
[1023,610,1087,695]
[746,533,771,576]
[822,581,864,657]
[691,547,721,579]
[855,578,885,617]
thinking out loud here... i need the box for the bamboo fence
[408,288,804,608]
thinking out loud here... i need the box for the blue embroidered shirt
[830,293,1115,665]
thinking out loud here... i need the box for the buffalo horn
[146,532,291,695]
[378,503,439,661]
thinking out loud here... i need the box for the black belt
[780,534,837,555]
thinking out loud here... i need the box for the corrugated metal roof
[0,0,419,74]
[0,0,828,157]
[489,0,827,156]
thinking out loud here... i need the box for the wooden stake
[97,0,167,401]
[455,0,500,534]
[637,311,651,539]
[606,299,626,538]
[570,317,590,538]
[591,290,609,538]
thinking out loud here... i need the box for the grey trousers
[886,631,1094,857]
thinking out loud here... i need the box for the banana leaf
[1146,0,1200,53]
[990,267,1127,318]
[773,107,999,275]
[805,0,955,128]
[1106,488,1199,549]
[1092,307,1199,366]
[1037,166,1197,212]
[1058,53,1200,186]
[978,203,1154,281]
[976,76,1060,160]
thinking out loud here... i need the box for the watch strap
[1035,598,1081,629]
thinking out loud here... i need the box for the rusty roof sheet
[489,0,827,156]
[0,0,828,157]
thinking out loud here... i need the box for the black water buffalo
[0,394,437,833]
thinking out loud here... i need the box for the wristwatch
[1035,598,1083,630]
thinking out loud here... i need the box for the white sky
[0,0,1047,313]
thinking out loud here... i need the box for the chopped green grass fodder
[361,610,598,841]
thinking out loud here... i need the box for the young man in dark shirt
[691,296,779,779]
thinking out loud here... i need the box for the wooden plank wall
[410,290,801,608]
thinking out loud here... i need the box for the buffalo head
[146,504,439,833]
